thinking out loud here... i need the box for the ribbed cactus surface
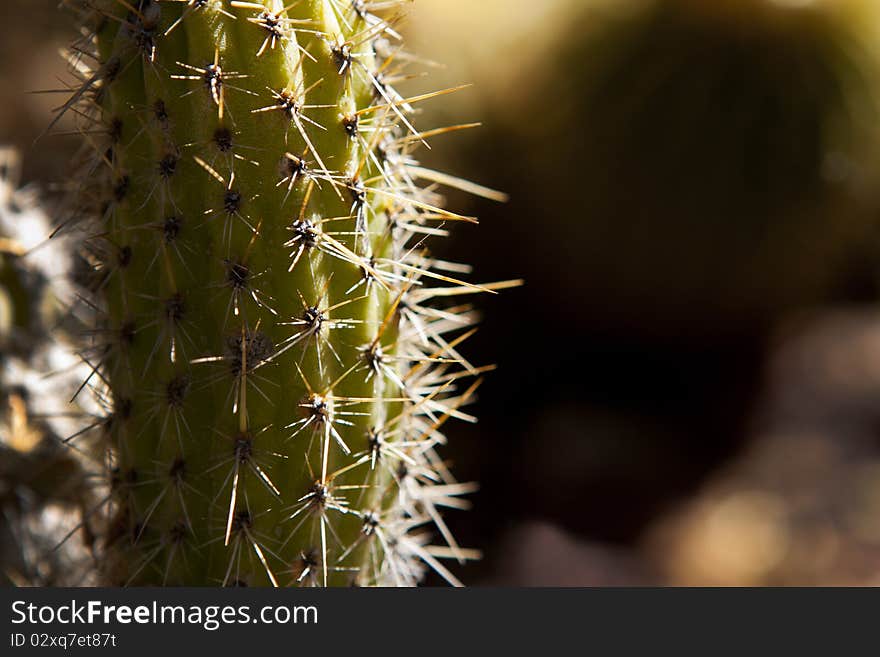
[61,0,510,586]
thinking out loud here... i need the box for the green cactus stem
[61,0,514,586]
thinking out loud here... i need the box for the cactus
[60,0,513,586]
[0,147,98,586]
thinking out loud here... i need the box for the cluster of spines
[57,0,514,586]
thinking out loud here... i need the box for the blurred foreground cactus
[59,0,511,586]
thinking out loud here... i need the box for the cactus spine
[63,0,509,586]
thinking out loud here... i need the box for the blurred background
[5,0,880,585]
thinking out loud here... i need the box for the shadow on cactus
[56,0,516,586]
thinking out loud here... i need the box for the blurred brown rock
[481,521,653,586]
[646,310,880,585]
